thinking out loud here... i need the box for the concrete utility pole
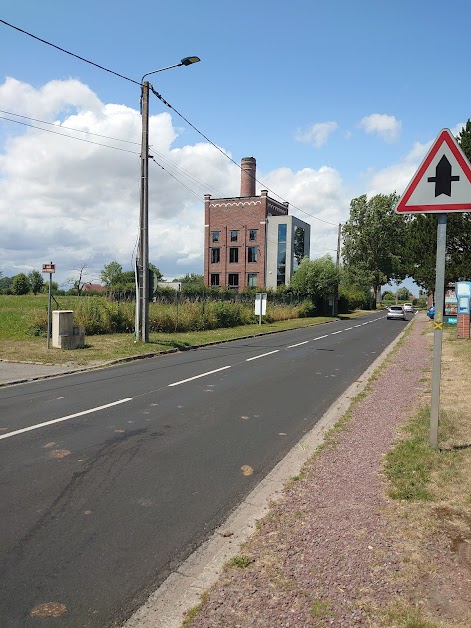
[139,80,150,342]
[137,57,200,343]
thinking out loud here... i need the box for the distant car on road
[387,305,406,320]
[402,302,415,314]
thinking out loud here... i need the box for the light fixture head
[180,56,201,66]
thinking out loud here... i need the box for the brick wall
[457,313,470,339]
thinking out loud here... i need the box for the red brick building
[204,157,310,290]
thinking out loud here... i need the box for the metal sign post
[430,214,447,447]
[42,263,55,349]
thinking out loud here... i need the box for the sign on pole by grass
[255,293,267,325]
[42,262,55,349]
[396,129,471,448]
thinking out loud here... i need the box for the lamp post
[137,56,200,342]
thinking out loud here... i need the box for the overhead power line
[0,19,140,85]
[0,109,141,145]
[1,18,340,227]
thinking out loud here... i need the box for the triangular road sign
[395,128,471,213]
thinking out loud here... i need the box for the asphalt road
[0,313,409,626]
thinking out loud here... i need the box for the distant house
[82,283,106,293]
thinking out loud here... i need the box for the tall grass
[0,295,317,337]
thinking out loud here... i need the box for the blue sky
[1,0,470,294]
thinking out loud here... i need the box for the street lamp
[137,56,200,342]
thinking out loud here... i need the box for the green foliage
[396,286,410,301]
[148,263,163,281]
[310,599,333,620]
[405,214,437,293]
[28,270,44,295]
[0,275,13,294]
[382,290,395,300]
[100,261,123,288]
[342,193,408,302]
[12,273,30,295]
[456,118,471,162]
[74,298,134,334]
[297,301,317,317]
[384,407,438,501]
[224,555,253,569]
[174,273,204,291]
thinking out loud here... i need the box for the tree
[445,120,471,280]
[100,261,123,288]
[291,256,339,313]
[149,263,163,282]
[28,270,44,295]
[12,273,30,295]
[382,290,395,300]
[456,119,471,161]
[174,273,204,291]
[0,275,13,293]
[342,193,409,306]
[396,286,410,301]
[404,213,438,294]
[67,264,92,296]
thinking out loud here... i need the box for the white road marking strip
[313,335,328,340]
[287,341,309,348]
[168,365,232,386]
[331,330,343,335]
[344,327,353,331]
[0,398,133,441]
[354,324,362,327]
[246,350,280,362]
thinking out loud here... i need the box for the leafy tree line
[341,120,471,301]
[0,270,47,295]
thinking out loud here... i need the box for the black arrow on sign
[427,155,460,197]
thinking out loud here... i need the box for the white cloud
[364,139,432,196]
[295,121,338,147]
[0,78,349,284]
[359,113,401,143]
[262,165,348,257]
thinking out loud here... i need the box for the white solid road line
[168,365,232,387]
[246,350,280,362]
[287,341,309,348]
[0,398,133,441]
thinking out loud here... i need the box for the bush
[297,301,317,318]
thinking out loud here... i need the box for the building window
[230,230,239,242]
[212,231,220,243]
[277,223,287,286]
[293,226,305,271]
[247,273,257,288]
[210,273,220,286]
[211,247,220,264]
[229,247,239,263]
[228,273,239,288]
[249,229,257,241]
[248,246,258,263]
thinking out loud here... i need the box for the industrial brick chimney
[240,156,256,197]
